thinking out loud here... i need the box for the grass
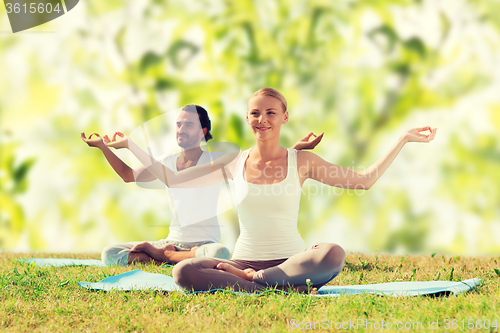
[1,252,499,332]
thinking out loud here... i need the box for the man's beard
[177,134,196,148]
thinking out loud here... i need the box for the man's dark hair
[182,104,213,141]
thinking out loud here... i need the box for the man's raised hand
[81,132,106,149]
[106,131,130,150]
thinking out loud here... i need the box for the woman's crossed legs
[173,243,345,293]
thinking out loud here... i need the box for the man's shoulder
[157,153,180,171]
[157,152,179,161]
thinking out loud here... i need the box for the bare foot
[243,268,256,280]
[160,244,177,253]
[130,242,154,254]
[158,244,178,262]
[131,242,177,262]
[216,263,255,281]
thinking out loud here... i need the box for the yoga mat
[19,258,175,268]
[19,258,107,267]
[78,269,182,292]
[317,279,482,297]
[78,269,481,297]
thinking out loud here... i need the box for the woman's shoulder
[296,150,319,162]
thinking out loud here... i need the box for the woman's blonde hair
[249,87,287,112]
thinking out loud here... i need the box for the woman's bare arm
[106,132,239,187]
[301,127,437,190]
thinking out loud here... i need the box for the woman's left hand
[106,131,130,149]
[292,132,324,150]
[403,127,437,143]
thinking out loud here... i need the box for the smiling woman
[168,87,437,293]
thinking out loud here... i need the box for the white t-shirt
[160,151,224,243]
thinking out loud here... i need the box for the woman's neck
[252,139,286,161]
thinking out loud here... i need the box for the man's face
[175,110,204,149]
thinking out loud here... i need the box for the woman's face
[246,94,288,141]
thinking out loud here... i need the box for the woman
[108,88,437,292]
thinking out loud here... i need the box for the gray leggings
[173,243,345,292]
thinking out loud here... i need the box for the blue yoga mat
[78,269,481,297]
[19,258,107,267]
[316,279,481,297]
[19,258,175,268]
[78,269,182,291]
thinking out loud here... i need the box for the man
[81,105,323,265]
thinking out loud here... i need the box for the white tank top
[162,151,223,243]
[231,148,306,260]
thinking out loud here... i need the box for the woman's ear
[283,111,289,124]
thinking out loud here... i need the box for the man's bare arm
[81,132,156,183]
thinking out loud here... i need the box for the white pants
[101,239,221,266]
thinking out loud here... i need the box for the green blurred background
[1,0,499,255]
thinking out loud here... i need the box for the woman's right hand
[403,127,437,143]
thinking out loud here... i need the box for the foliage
[0,0,499,253]
[0,133,36,249]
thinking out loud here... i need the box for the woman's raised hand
[404,127,437,143]
[292,132,325,150]
[106,131,129,149]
